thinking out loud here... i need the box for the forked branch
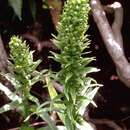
[90,0,130,88]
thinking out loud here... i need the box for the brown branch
[0,34,8,72]
[90,0,130,88]
[102,2,123,48]
[21,33,59,51]
[52,80,64,92]
[47,0,63,28]
[111,2,123,49]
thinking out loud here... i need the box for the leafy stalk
[0,36,58,129]
[8,36,44,127]
[51,0,100,129]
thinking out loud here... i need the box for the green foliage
[0,36,58,130]
[0,0,101,129]
[20,126,35,130]
[8,0,54,20]
[8,0,37,20]
[46,76,66,123]
[8,0,23,20]
[50,0,101,129]
[8,36,44,101]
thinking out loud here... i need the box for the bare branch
[52,80,64,92]
[0,34,8,72]
[111,2,124,49]
[22,33,59,51]
[90,0,130,88]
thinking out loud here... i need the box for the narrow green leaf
[86,87,100,100]
[1,73,21,89]
[37,126,50,130]
[70,88,76,104]
[38,112,58,130]
[50,52,61,62]
[65,114,75,130]
[8,0,23,20]
[28,93,40,106]
[45,77,66,124]
[86,67,100,75]
[80,57,95,66]
[28,0,36,20]
[0,101,20,113]
[20,126,35,130]
[65,73,73,83]
[31,70,48,86]
[78,87,99,115]
[0,83,22,103]
[28,59,41,73]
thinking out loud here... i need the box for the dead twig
[0,34,8,72]
[22,33,59,51]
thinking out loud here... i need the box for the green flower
[51,0,100,129]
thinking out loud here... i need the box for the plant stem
[22,86,30,127]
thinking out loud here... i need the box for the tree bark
[90,0,130,88]
[0,34,8,72]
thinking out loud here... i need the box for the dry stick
[103,2,124,48]
[0,34,8,72]
[22,33,59,51]
[90,0,130,88]
[52,80,64,92]
[111,2,124,49]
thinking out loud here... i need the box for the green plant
[0,36,58,130]
[8,0,56,21]
[0,0,101,129]
[8,0,36,20]
[49,0,101,129]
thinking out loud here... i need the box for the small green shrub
[8,0,36,20]
[49,0,101,129]
[0,0,101,130]
[0,36,58,130]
